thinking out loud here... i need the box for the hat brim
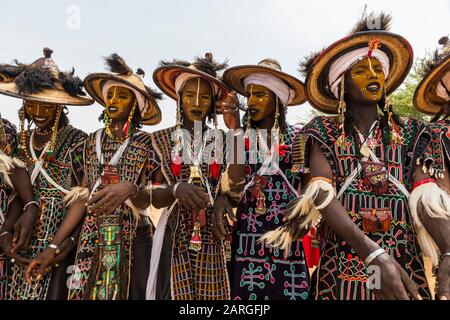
[414,56,450,115]
[0,81,93,106]
[222,65,307,106]
[84,73,162,126]
[153,65,232,105]
[306,31,413,114]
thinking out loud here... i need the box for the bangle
[0,231,11,238]
[23,201,39,212]
[411,178,435,191]
[364,248,387,267]
[172,182,181,198]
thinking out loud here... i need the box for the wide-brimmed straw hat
[223,58,307,106]
[0,48,93,106]
[84,53,162,125]
[414,36,450,115]
[300,12,413,114]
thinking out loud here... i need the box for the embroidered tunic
[8,124,86,300]
[151,126,230,300]
[68,129,158,300]
[0,118,19,300]
[230,125,310,300]
[302,116,431,300]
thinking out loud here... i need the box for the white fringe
[63,186,89,207]
[0,152,26,188]
[409,182,450,266]
[260,179,335,255]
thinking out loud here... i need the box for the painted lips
[366,82,381,93]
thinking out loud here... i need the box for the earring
[336,76,347,148]
[384,97,402,145]
[45,106,62,161]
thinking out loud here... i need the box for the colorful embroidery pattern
[230,125,309,300]
[151,126,230,300]
[68,130,158,300]
[8,125,86,300]
[0,118,18,300]
[304,116,431,300]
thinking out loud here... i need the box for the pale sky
[0,0,449,133]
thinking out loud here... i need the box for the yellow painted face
[246,84,276,122]
[24,100,58,129]
[345,57,386,104]
[181,77,213,123]
[105,86,136,121]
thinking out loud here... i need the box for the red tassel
[171,155,182,177]
[244,136,250,151]
[209,159,221,180]
[123,121,131,136]
[274,143,289,157]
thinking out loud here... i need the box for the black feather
[298,50,323,77]
[15,66,56,94]
[0,60,28,80]
[350,8,392,34]
[144,85,163,101]
[104,53,133,75]
[58,68,86,97]
[159,59,191,68]
[193,53,228,77]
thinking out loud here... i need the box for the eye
[107,94,113,99]
[256,93,265,98]
[119,95,128,99]
[201,95,210,100]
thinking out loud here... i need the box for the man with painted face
[148,53,241,300]
[264,12,450,300]
[0,48,92,299]
[26,53,163,300]
[413,36,450,300]
[221,59,310,300]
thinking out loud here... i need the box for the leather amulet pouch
[361,161,389,195]
[101,165,120,185]
[360,208,392,233]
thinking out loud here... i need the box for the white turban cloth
[243,73,295,106]
[174,72,220,96]
[436,71,450,101]
[328,47,390,99]
[102,80,148,115]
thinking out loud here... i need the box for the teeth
[367,84,380,91]
[34,117,46,121]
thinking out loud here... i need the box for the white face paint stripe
[196,77,200,106]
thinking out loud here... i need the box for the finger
[194,189,210,207]
[189,192,208,210]
[215,209,227,239]
[36,262,49,279]
[400,269,421,300]
[224,205,237,223]
[25,260,40,283]
[437,270,450,300]
[88,188,108,206]
[14,227,31,252]
[95,198,113,216]
[9,252,31,268]
[90,193,112,212]
[12,224,21,246]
